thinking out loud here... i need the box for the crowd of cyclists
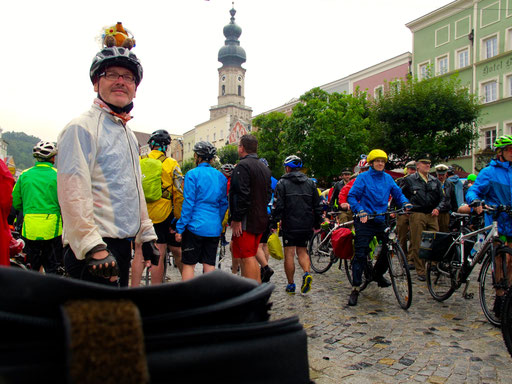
[1,27,512,338]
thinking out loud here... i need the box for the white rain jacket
[57,103,156,259]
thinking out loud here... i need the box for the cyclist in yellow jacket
[131,130,184,285]
[12,141,63,273]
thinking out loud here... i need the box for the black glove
[469,199,481,208]
[142,241,160,266]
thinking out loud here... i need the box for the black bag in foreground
[0,268,311,384]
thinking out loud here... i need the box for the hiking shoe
[285,283,296,294]
[261,266,274,283]
[348,289,359,306]
[301,272,313,293]
[493,295,503,318]
[375,275,391,288]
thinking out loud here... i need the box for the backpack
[140,154,168,203]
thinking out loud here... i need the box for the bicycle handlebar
[356,208,406,219]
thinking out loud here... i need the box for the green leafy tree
[181,158,196,175]
[217,144,239,165]
[4,131,41,171]
[369,73,481,168]
[252,112,289,178]
[283,88,371,185]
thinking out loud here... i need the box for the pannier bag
[0,269,312,384]
[331,227,354,259]
[419,231,455,261]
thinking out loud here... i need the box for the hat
[405,161,416,169]
[341,167,351,174]
[435,164,449,174]
[416,155,431,163]
[467,173,477,182]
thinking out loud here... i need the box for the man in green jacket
[12,141,62,273]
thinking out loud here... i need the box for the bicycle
[425,205,512,327]
[344,209,412,310]
[307,212,353,274]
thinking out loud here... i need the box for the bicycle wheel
[308,231,334,274]
[502,287,512,358]
[479,251,501,327]
[426,257,456,301]
[388,244,412,310]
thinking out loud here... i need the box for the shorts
[232,231,263,259]
[282,231,312,248]
[181,229,219,266]
[153,215,181,247]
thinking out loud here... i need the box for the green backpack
[140,154,167,203]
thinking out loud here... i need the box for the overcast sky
[1,0,452,142]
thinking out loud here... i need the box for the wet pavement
[163,237,511,384]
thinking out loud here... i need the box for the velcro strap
[62,300,149,384]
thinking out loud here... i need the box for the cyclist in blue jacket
[466,135,512,317]
[175,142,228,281]
[347,149,411,306]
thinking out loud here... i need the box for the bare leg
[255,244,268,267]
[149,243,168,285]
[169,245,183,275]
[181,264,195,281]
[240,256,261,282]
[203,263,216,274]
[130,242,144,287]
[284,246,296,284]
[296,246,310,273]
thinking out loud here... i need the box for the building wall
[183,115,231,161]
[407,0,512,172]
[353,62,411,97]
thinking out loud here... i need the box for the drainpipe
[471,0,478,172]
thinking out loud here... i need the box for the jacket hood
[447,174,460,182]
[282,171,309,183]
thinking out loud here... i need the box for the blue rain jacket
[466,159,512,236]
[176,163,228,237]
[348,167,409,222]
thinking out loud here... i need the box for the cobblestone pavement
[163,238,511,384]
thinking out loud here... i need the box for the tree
[217,144,239,165]
[283,88,371,185]
[4,131,41,171]
[181,158,195,175]
[252,112,289,178]
[369,73,481,168]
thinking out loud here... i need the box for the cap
[435,164,449,174]
[341,167,351,174]
[405,161,416,169]
[416,155,431,163]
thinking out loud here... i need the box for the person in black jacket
[401,156,448,281]
[229,134,272,282]
[270,155,323,294]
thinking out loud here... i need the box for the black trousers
[64,238,132,287]
[23,236,63,274]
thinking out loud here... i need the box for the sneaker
[348,289,359,306]
[417,275,426,282]
[493,295,503,318]
[261,266,274,283]
[301,272,313,294]
[285,283,296,294]
[374,275,391,288]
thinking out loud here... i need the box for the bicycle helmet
[367,149,388,163]
[357,157,369,169]
[494,135,512,150]
[33,141,57,159]
[283,155,303,168]
[148,130,171,146]
[193,141,217,160]
[90,46,143,86]
[467,173,477,182]
[221,164,234,177]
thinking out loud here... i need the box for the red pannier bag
[330,227,354,259]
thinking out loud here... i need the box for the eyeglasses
[99,71,136,84]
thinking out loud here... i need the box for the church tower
[210,4,252,122]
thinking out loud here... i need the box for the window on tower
[222,85,225,96]
[238,85,241,96]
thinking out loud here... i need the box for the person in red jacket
[1,159,15,266]
[337,159,370,225]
